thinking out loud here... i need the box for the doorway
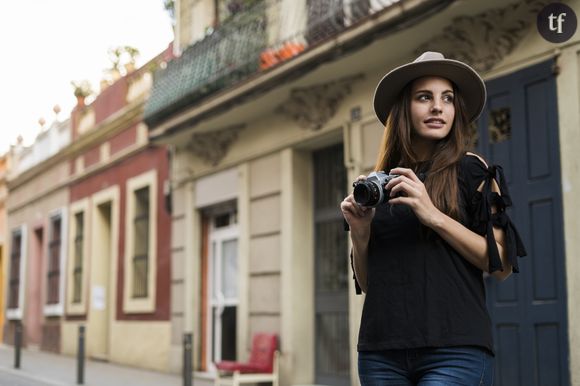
[475,60,570,386]
[313,144,350,386]
[89,201,113,360]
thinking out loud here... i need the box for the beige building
[5,118,71,352]
[145,0,580,385]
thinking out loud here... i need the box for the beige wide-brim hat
[373,51,486,126]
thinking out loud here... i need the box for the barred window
[73,212,84,304]
[132,186,150,298]
[47,216,62,305]
[9,230,22,309]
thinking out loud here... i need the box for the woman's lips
[425,121,445,128]
[424,118,445,129]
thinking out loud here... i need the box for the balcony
[144,0,402,126]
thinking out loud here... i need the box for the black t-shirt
[352,154,527,355]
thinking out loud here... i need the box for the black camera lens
[353,182,381,207]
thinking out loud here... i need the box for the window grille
[9,231,22,309]
[47,216,62,305]
[132,187,150,298]
[73,212,84,303]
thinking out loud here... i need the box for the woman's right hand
[340,175,376,234]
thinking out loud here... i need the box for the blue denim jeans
[358,346,494,385]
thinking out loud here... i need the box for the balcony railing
[144,0,401,126]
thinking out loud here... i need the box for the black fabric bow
[477,165,527,274]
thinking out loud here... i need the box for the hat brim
[373,59,486,126]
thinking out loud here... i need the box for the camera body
[353,171,399,208]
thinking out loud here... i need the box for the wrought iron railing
[144,0,402,125]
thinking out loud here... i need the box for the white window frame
[206,214,239,372]
[7,225,27,320]
[123,170,158,313]
[44,207,68,316]
[66,199,90,315]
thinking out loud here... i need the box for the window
[8,230,22,310]
[47,215,62,305]
[132,186,150,298]
[7,225,27,320]
[67,199,89,315]
[124,170,157,313]
[73,212,84,303]
[204,209,239,370]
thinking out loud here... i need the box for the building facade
[3,46,176,373]
[145,0,580,385]
[5,117,72,352]
[59,48,174,372]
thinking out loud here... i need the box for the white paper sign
[92,286,106,310]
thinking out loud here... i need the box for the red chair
[214,333,280,386]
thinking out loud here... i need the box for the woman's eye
[443,95,454,103]
[418,94,430,101]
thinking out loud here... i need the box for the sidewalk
[0,344,181,386]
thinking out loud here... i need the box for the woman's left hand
[385,167,443,228]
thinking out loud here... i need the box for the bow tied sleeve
[462,156,527,274]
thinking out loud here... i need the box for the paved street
[0,345,181,386]
[0,369,62,386]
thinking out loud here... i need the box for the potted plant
[107,47,123,80]
[123,45,140,74]
[71,80,93,106]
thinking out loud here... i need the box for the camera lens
[353,182,381,207]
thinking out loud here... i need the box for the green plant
[71,80,93,98]
[107,46,140,72]
[164,0,175,23]
[123,46,140,64]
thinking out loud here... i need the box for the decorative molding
[416,0,548,72]
[187,124,245,166]
[7,97,145,190]
[276,74,364,131]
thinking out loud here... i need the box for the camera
[352,171,399,208]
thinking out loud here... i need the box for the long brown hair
[374,79,471,220]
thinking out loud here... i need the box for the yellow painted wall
[61,321,82,355]
[109,321,171,372]
[61,320,171,372]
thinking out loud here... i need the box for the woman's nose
[431,100,442,113]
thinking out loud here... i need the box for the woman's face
[410,76,455,143]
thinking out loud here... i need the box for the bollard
[77,325,85,385]
[183,333,192,386]
[14,321,22,369]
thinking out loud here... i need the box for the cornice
[7,141,150,214]
[8,96,146,190]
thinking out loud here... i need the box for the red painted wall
[83,145,100,169]
[110,125,137,156]
[93,78,129,126]
[70,146,171,321]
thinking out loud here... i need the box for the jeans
[358,346,494,385]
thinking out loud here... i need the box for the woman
[340,52,527,385]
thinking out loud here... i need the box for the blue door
[474,60,570,386]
